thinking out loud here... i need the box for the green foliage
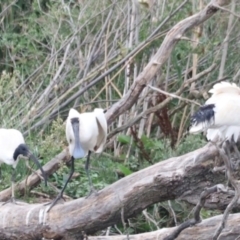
[118,134,131,145]
[37,117,66,162]
[0,0,237,236]
[118,164,132,176]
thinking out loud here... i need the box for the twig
[164,184,227,240]
[168,200,178,226]
[142,209,159,229]
[148,85,201,106]
[212,147,240,240]
[213,2,240,19]
[107,63,216,140]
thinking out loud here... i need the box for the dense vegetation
[0,0,239,237]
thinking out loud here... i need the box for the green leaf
[118,164,132,176]
[118,135,131,144]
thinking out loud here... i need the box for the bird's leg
[231,142,240,160]
[85,151,97,197]
[222,141,234,188]
[11,168,17,203]
[46,157,75,212]
[3,168,17,205]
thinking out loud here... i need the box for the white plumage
[189,81,240,142]
[66,108,107,157]
[0,129,25,168]
[0,128,47,201]
[47,108,108,212]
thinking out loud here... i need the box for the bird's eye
[70,139,72,143]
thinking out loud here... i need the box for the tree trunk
[87,213,240,240]
[0,143,233,240]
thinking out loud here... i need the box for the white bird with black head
[189,81,240,153]
[0,128,47,202]
[47,108,107,212]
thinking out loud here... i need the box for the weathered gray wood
[87,213,240,240]
[0,143,224,239]
[0,0,233,239]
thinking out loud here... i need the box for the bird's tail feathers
[189,104,215,134]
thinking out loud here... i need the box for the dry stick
[148,85,201,106]
[106,0,226,124]
[142,209,159,230]
[168,200,178,226]
[0,143,232,238]
[23,0,188,134]
[35,37,75,109]
[212,148,240,240]
[108,63,216,139]
[164,184,227,240]
[213,1,240,19]
[0,0,17,18]
[218,0,236,79]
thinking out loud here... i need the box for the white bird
[47,108,107,211]
[189,81,240,148]
[0,128,47,202]
[189,82,240,158]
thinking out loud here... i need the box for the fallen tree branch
[0,143,227,239]
[213,147,240,240]
[165,184,228,240]
[87,212,240,240]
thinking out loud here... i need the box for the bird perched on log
[189,81,240,141]
[47,108,107,212]
[189,81,240,155]
[0,128,47,202]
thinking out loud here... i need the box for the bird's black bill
[71,118,85,158]
[29,152,48,186]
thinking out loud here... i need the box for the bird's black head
[13,144,30,160]
[13,143,48,187]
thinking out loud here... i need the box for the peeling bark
[87,213,240,240]
[0,0,234,239]
[0,143,226,239]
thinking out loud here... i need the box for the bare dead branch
[213,147,240,240]
[0,143,223,239]
[105,0,230,124]
[164,184,227,240]
[86,212,240,240]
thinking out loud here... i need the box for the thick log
[88,213,240,240]
[0,143,228,239]
[0,0,233,239]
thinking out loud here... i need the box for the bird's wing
[208,94,240,126]
[209,81,240,95]
[94,108,107,153]
[66,115,72,144]
[189,104,215,133]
